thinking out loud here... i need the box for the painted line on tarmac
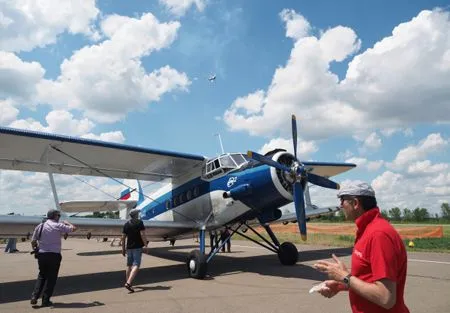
[409,259,450,265]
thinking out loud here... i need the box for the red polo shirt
[350,208,409,313]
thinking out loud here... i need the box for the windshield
[201,153,248,180]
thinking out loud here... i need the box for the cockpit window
[230,153,247,166]
[219,155,236,168]
[202,153,248,180]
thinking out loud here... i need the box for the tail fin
[119,180,144,202]
[119,180,144,219]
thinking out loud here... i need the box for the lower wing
[0,215,197,241]
[60,200,137,213]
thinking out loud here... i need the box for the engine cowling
[269,151,301,201]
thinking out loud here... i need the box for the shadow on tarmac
[0,245,351,304]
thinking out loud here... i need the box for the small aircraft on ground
[208,74,216,82]
[0,115,355,279]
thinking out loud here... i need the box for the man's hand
[313,254,350,282]
[317,280,347,298]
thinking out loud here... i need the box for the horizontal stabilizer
[277,205,340,224]
[60,200,137,213]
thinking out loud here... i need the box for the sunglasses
[340,196,355,203]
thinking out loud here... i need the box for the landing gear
[169,239,176,246]
[187,250,207,279]
[185,222,298,279]
[234,222,299,266]
[277,242,298,265]
[186,227,208,279]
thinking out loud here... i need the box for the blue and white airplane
[0,115,355,279]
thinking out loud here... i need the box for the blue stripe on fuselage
[140,164,291,220]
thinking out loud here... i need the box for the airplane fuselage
[136,151,294,237]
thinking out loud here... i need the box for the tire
[277,242,298,265]
[187,250,207,279]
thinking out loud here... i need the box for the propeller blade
[247,151,291,173]
[293,182,307,241]
[292,115,298,158]
[307,173,340,190]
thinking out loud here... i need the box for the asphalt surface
[1,238,449,313]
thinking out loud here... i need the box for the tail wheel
[277,242,298,265]
[187,250,207,279]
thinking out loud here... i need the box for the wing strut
[46,147,61,211]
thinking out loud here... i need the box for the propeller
[246,114,340,241]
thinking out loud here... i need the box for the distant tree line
[318,203,450,223]
[83,211,120,219]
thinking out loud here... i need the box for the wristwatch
[343,273,352,288]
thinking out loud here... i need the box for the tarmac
[1,238,450,313]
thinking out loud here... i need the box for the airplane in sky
[0,115,355,279]
[208,74,216,82]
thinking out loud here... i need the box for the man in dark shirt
[121,209,147,293]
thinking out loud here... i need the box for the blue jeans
[126,248,143,267]
[4,238,17,252]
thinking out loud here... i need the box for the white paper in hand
[309,282,327,294]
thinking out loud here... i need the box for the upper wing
[0,127,205,181]
[60,200,137,213]
[302,161,356,178]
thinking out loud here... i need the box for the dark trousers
[31,252,62,302]
[220,235,231,252]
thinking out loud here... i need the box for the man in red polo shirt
[313,181,409,313]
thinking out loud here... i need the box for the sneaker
[41,300,53,307]
[30,298,38,305]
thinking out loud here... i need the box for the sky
[0,0,449,216]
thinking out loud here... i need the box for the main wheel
[187,250,207,279]
[277,242,298,265]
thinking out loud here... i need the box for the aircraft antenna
[214,133,225,154]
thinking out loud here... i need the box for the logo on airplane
[227,176,237,188]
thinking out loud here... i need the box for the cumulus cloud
[224,9,450,140]
[345,157,384,171]
[39,13,190,123]
[0,0,100,52]
[407,160,449,176]
[279,9,311,40]
[8,109,125,143]
[389,133,448,169]
[159,0,207,17]
[0,51,45,103]
[224,10,362,139]
[82,131,125,143]
[258,137,318,159]
[342,9,450,125]
[38,13,190,123]
[10,110,94,135]
[0,99,19,124]
[0,171,124,215]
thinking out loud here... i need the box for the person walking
[121,209,148,293]
[313,181,409,313]
[30,209,77,307]
[4,237,18,253]
[220,228,231,253]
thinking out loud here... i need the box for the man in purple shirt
[30,209,77,307]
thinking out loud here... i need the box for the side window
[179,193,185,204]
[186,189,192,201]
[193,186,199,197]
